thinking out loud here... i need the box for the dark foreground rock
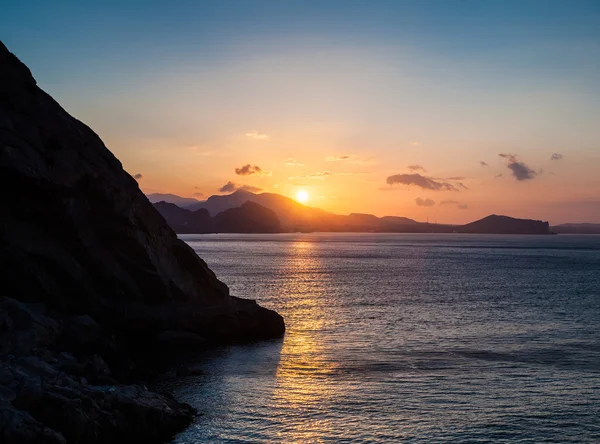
[0,41,284,443]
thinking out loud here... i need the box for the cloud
[133,173,143,180]
[240,184,263,192]
[326,154,355,162]
[550,153,563,161]
[285,158,304,166]
[235,164,271,176]
[219,181,237,192]
[385,173,459,191]
[325,154,376,165]
[407,164,427,173]
[245,130,269,140]
[495,173,503,178]
[193,192,205,198]
[440,200,468,210]
[499,154,537,181]
[480,161,489,167]
[292,171,333,180]
[188,146,212,156]
[218,181,263,193]
[458,182,468,190]
[415,197,435,207]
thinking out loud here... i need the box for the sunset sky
[2,0,600,224]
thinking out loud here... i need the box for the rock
[84,354,111,382]
[155,330,206,349]
[0,40,284,443]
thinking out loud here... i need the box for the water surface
[168,233,600,443]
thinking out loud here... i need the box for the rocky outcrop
[0,41,284,443]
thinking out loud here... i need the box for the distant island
[551,223,600,234]
[150,190,553,235]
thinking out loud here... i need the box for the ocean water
[168,234,600,443]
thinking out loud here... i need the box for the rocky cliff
[0,41,284,443]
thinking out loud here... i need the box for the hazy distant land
[149,190,556,235]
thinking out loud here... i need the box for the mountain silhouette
[154,192,551,234]
[154,200,283,233]
[147,192,204,208]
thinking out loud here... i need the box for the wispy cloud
[385,173,459,191]
[440,200,468,210]
[326,154,355,162]
[291,171,333,180]
[234,164,271,176]
[415,197,435,207]
[133,173,143,180]
[245,130,270,140]
[408,164,427,173]
[550,153,563,161]
[480,161,489,167]
[499,154,537,181]
[188,146,213,156]
[285,158,304,166]
[193,192,205,198]
[325,154,376,165]
[218,181,264,193]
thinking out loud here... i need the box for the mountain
[188,189,329,229]
[551,223,600,234]
[162,192,553,234]
[186,190,417,232]
[146,192,203,208]
[214,202,282,233]
[458,215,550,234]
[0,42,283,443]
[154,201,283,233]
[153,201,214,233]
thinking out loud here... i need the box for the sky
[2,0,600,224]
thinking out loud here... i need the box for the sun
[296,190,309,203]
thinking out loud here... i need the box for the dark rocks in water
[0,40,284,443]
[0,297,195,444]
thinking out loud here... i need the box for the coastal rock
[0,40,284,443]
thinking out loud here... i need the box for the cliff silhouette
[0,41,283,443]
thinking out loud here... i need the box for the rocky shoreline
[0,41,284,443]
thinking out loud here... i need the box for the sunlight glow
[296,190,309,203]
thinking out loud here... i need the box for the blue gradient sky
[2,0,600,223]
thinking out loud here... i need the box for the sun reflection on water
[266,239,340,441]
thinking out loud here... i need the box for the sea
[165,233,600,443]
